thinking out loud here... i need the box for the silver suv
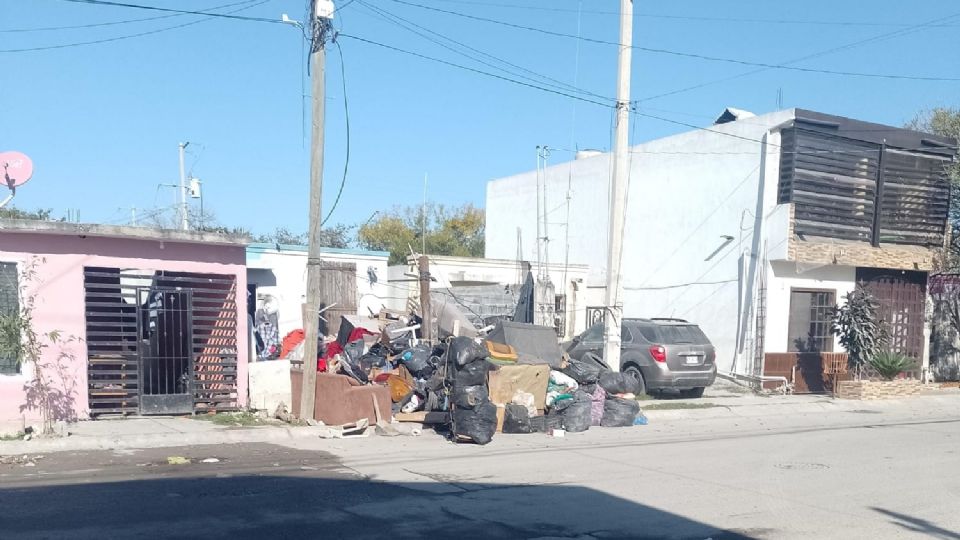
[565,318,716,397]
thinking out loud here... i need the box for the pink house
[0,220,248,427]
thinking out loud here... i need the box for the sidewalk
[3,389,959,456]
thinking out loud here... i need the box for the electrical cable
[625,279,739,291]
[320,40,351,227]
[640,10,960,102]
[57,0,286,24]
[2,0,272,52]
[337,33,613,108]
[356,0,612,101]
[384,0,960,82]
[2,0,258,32]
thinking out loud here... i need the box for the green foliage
[0,207,62,222]
[250,225,353,250]
[357,203,485,264]
[868,351,917,381]
[831,287,889,380]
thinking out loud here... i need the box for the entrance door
[856,268,927,363]
[138,288,194,415]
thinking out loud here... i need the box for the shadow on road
[1,474,769,539]
[872,507,960,540]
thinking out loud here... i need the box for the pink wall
[0,232,248,424]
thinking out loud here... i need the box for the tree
[250,225,352,249]
[0,207,62,222]
[357,203,485,264]
[906,108,960,270]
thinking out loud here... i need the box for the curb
[0,426,323,455]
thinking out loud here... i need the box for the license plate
[684,355,701,365]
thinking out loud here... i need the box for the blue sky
[2,0,958,236]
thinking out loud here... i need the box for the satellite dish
[0,151,34,209]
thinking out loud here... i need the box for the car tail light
[649,345,667,363]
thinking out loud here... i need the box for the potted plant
[831,287,889,381]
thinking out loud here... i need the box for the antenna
[0,151,34,209]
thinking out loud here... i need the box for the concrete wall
[0,232,248,424]
[387,255,594,339]
[246,244,391,339]
[248,360,292,413]
[486,109,796,371]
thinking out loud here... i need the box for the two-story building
[486,108,957,388]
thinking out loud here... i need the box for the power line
[640,10,960,102]
[625,279,738,291]
[2,0,273,52]
[421,0,960,27]
[321,41,351,227]
[3,0,259,33]
[58,0,285,24]
[356,0,612,101]
[384,0,960,82]
[337,33,614,108]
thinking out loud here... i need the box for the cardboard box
[488,364,550,410]
[495,404,505,433]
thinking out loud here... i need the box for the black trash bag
[452,399,498,445]
[550,395,574,413]
[359,352,387,372]
[502,404,534,434]
[448,336,488,368]
[562,355,603,384]
[601,396,641,427]
[561,391,593,433]
[453,384,489,409]
[599,371,642,395]
[454,358,494,387]
[339,340,368,384]
[530,413,564,433]
[400,345,434,378]
[580,383,597,395]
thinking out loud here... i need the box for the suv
[565,318,716,397]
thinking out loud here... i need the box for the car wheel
[623,365,646,395]
[681,387,705,399]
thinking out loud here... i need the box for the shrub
[869,352,917,381]
[831,287,889,380]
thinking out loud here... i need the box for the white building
[486,108,955,385]
[246,243,390,339]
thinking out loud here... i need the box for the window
[0,262,20,375]
[787,289,836,353]
[581,323,603,343]
[656,325,710,345]
[635,325,659,343]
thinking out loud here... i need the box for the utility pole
[418,255,432,342]
[602,0,633,373]
[299,0,335,420]
[178,142,190,230]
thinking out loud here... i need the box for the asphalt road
[2,403,959,540]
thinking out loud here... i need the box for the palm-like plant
[869,351,917,381]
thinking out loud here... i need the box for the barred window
[788,289,836,353]
[0,262,20,375]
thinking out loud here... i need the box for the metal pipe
[719,370,791,394]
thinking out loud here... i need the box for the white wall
[765,261,856,355]
[486,109,796,371]
[246,245,390,338]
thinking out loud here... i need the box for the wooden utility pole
[602,0,633,373]
[299,1,335,420]
[418,255,432,342]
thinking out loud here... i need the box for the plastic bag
[400,345,434,376]
[452,399,498,445]
[601,371,643,395]
[448,336,488,367]
[502,404,534,434]
[601,396,641,427]
[590,385,607,426]
[453,384,489,409]
[561,392,593,433]
[530,413,564,433]
[549,370,579,390]
[562,355,603,384]
[454,358,494,387]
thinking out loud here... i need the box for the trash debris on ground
[167,456,191,465]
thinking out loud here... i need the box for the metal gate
[857,268,927,363]
[138,288,193,415]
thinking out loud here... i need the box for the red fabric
[318,328,373,371]
[280,330,306,360]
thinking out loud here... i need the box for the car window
[621,325,633,343]
[657,325,710,344]
[635,325,659,343]
[581,323,603,342]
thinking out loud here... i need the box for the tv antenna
[0,151,34,209]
